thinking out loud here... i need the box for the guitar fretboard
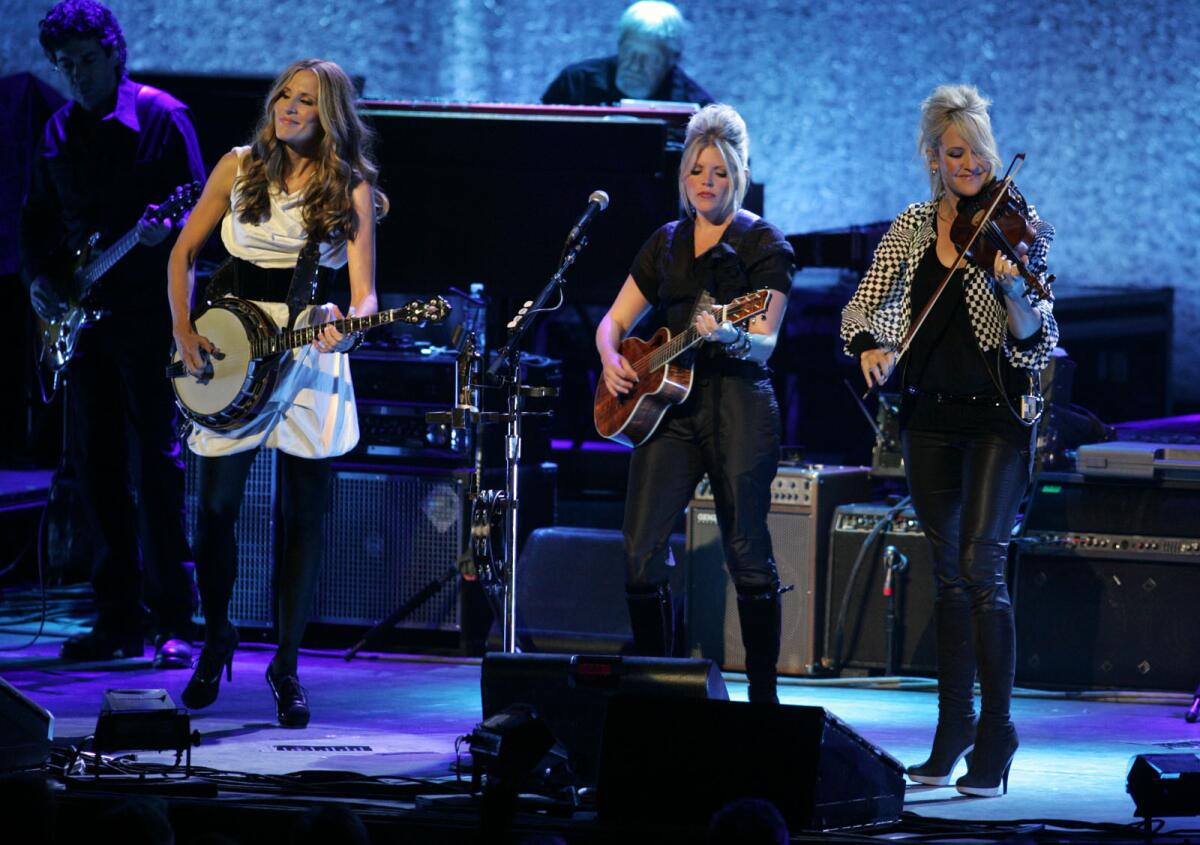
[80,229,140,293]
[641,294,767,372]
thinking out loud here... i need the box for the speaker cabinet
[481,653,727,785]
[598,697,905,832]
[0,676,53,772]
[686,465,871,675]
[1015,553,1200,690]
[824,504,937,674]
[1016,473,1200,690]
[311,466,468,629]
[184,447,277,628]
[513,526,687,654]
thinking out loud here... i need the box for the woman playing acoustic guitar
[595,103,792,703]
[167,58,388,727]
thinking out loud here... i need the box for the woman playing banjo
[167,58,387,727]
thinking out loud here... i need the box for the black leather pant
[194,449,332,674]
[902,427,1032,727]
[623,370,780,596]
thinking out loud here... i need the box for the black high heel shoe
[180,626,239,711]
[906,715,977,786]
[956,722,1018,797]
[266,665,310,728]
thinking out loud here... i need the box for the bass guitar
[169,295,451,432]
[37,181,202,392]
[594,289,771,447]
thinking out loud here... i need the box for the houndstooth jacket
[840,200,1058,372]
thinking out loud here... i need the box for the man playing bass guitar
[19,0,205,667]
[595,104,792,704]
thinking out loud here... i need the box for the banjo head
[172,301,259,417]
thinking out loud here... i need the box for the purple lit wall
[2,0,1197,402]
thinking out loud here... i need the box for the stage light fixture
[467,702,555,786]
[1127,753,1200,818]
[93,689,198,769]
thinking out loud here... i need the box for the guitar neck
[79,226,140,295]
[643,304,734,372]
[257,308,412,355]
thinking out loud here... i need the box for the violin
[949,159,1055,302]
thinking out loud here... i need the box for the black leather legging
[902,427,1032,726]
[194,449,332,674]
[623,371,781,596]
[901,428,1032,610]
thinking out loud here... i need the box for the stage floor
[1,622,1197,841]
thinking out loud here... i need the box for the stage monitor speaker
[0,676,53,772]
[1016,473,1200,690]
[513,527,687,654]
[597,696,905,832]
[480,652,727,785]
[824,504,939,675]
[184,447,276,628]
[687,466,871,675]
[311,466,468,629]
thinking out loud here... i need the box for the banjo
[169,295,450,432]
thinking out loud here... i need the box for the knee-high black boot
[625,583,673,657]
[907,593,977,785]
[957,605,1018,797]
[736,589,781,704]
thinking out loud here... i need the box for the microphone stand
[479,237,584,652]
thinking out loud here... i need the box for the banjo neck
[251,300,448,357]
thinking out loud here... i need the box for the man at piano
[542,1,713,107]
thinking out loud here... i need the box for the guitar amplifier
[184,447,277,629]
[686,465,871,675]
[1015,472,1200,690]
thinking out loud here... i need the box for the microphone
[566,190,610,243]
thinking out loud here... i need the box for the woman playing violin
[840,84,1058,797]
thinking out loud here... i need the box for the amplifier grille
[311,469,466,629]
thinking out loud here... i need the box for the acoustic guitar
[593,289,771,447]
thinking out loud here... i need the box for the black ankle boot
[625,583,673,657]
[266,665,310,728]
[906,714,977,785]
[181,624,239,710]
[736,588,782,705]
[956,720,1018,797]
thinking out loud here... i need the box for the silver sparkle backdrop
[3,0,1197,403]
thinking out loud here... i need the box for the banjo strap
[285,239,325,330]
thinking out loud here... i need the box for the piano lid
[358,99,696,126]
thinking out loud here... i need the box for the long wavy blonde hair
[235,58,388,243]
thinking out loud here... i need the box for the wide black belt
[905,385,1006,407]
[205,256,334,306]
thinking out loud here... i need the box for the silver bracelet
[724,326,753,359]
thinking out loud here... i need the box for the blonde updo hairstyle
[917,84,1002,200]
[678,103,750,222]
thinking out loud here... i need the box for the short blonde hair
[917,84,1002,200]
[678,103,749,221]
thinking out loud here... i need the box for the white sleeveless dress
[187,147,360,459]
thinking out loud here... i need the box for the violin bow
[862,153,1026,400]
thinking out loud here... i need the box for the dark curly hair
[38,0,127,75]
